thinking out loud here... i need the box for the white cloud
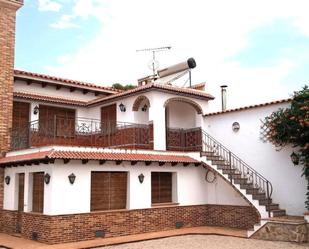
[38,0,62,12]
[45,0,309,111]
[50,14,79,29]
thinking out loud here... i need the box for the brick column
[0,0,23,156]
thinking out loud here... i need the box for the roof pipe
[220,85,228,111]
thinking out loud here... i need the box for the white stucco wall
[204,103,307,215]
[167,101,196,129]
[3,160,247,215]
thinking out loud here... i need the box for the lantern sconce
[141,104,148,112]
[68,173,76,184]
[33,105,39,115]
[290,152,299,165]
[5,176,10,185]
[232,122,240,132]
[44,173,51,184]
[119,103,126,112]
[138,173,144,184]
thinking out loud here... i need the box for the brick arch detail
[132,95,151,111]
[163,97,203,114]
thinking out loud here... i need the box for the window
[151,172,172,204]
[91,172,127,211]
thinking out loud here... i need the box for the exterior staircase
[199,130,287,237]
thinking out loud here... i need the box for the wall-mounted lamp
[5,176,10,185]
[44,173,51,184]
[119,103,126,112]
[68,173,76,184]
[232,122,240,132]
[290,152,299,165]
[33,105,39,115]
[141,104,148,112]
[138,173,144,184]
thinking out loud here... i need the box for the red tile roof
[89,82,215,106]
[204,98,292,116]
[14,91,88,106]
[14,69,120,94]
[0,150,199,166]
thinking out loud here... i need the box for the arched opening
[132,95,150,124]
[164,98,203,151]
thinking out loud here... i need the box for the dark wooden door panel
[151,172,172,204]
[39,105,75,136]
[91,171,127,211]
[32,172,44,213]
[110,172,127,209]
[13,101,30,130]
[91,172,110,211]
[18,173,25,212]
[101,104,116,122]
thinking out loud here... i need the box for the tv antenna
[136,46,171,76]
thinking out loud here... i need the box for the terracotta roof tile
[0,150,199,166]
[14,91,88,106]
[89,82,214,106]
[14,69,121,94]
[204,98,292,116]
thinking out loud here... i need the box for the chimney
[0,0,23,156]
[220,85,228,111]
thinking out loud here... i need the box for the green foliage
[262,85,309,209]
[112,83,136,91]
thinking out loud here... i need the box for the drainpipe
[220,85,228,111]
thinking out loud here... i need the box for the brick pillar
[0,0,23,157]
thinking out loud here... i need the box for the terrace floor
[0,226,246,249]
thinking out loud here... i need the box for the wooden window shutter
[151,172,172,204]
[91,171,127,211]
[32,172,44,213]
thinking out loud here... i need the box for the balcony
[11,117,153,151]
[166,127,202,151]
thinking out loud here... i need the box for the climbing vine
[261,86,309,209]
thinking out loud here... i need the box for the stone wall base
[251,221,309,243]
[0,204,259,244]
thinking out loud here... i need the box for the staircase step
[216,164,232,170]
[266,203,280,211]
[211,160,229,166]
[230,173,242,179]
[201,151,215,157]
[272,209,286,217]
[259,198,272,206]
[222,168,237,175]
[246,188,261,195]
[252,192,267,200]
[206,155,222,161]
[240,183,254,189]
[233,178,248,184]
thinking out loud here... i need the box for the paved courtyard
[100,235,309,249]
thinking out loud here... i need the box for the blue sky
[14,0,309,110]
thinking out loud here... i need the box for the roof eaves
[14,70,120,94]
[204,98,292,116]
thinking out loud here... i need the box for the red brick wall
[0,204,259,244]
[0,1,21,155]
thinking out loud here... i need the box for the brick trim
[0,204,259,244]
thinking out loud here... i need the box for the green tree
[112,83,136,91]
[262,85,309,208]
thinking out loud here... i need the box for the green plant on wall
[261,85,309,209]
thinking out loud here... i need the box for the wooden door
[91,171,127,211]
[12,102,30,149]
[32,172,44,213]
[39,105,75,137]
[151,172,172,204]
[101,104,116,133]
[17,173,25,233]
